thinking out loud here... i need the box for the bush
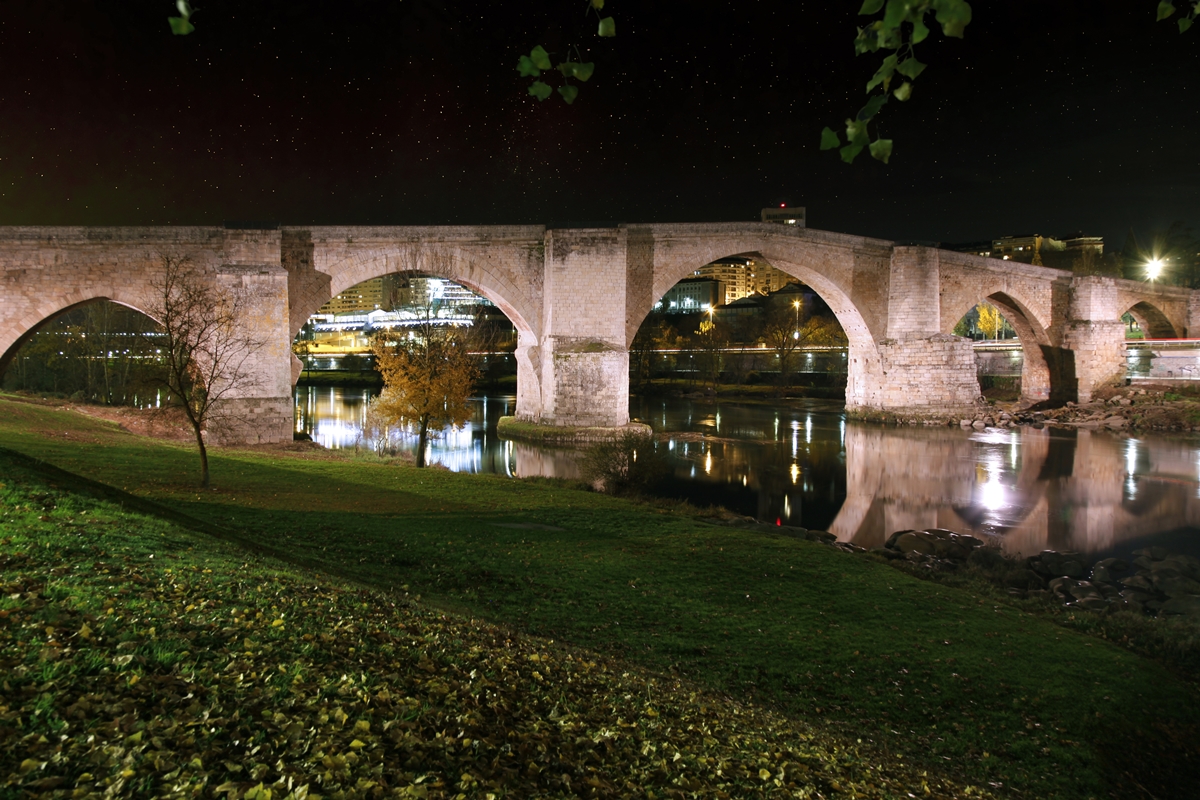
[581,430,669,496]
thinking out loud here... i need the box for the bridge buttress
[527,229,630,428]
[868,247,980,416]
[1063,277,1128,403]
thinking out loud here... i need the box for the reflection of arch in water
[1123,300,1180,339]
[945,290,1056,403]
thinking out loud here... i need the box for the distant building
[657,278,724,313]
[761,205,806,226]
[319,275,404,314]
[944,234,1103,269]
[690,257,795,305]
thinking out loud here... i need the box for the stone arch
[0,291,158,376]
[301,246,543,419]
[944,289,1055,403]
[1123,300,1180,339]
[634,227,889,411]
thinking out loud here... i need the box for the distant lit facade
[658,278,724,313]
[761,206,806,226]
[944,234,1103,268]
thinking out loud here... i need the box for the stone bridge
[1,223,1196,442]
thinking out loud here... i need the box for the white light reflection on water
[296,387,1200,558]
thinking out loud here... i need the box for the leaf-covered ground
[1,396,1199,799]
[0,451,990,799]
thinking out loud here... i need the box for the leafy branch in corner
[1157,0,1200,32]
[519,0,614,105]
[168,0,196,36]
[821,0,972,165]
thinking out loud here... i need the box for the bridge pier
[1063,278,1132,403]
[514,228,633,431]
[202,264,295,445]
[849,247,981,418]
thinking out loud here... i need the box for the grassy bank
[1,448,996,800]
[1,395,1198,798]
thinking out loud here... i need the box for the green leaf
[530,45,552,71]
[1180,17,1194,31]
[893,81,913,101]
[517,55,541,77]
[168,16,195,35]
[934,0,973,38]
[857,93,887,121]
[820,127,842,150]
[176,0,192,15]
[912,17,930,44]
[1158,1,1177,20]
[598,16,616,37]
[858,0,885,13]
[845,118,870,146]
[558,85,579,104]
[558,62,596,81]
[528,81,552,101]
[591,0,605,8]
[896,57,926,79]
[883,0,908,29]
[839,143,865,164]
[866,54,898,92]
[870,138,894,164]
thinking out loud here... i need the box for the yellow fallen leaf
[349,739,366,749]
[18,759,38,775]
[272,619,284,627]
[79,623,93,640]
[759,768,771,781]
[354,719,370,733]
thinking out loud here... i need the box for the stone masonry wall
[874,334,981,414]
[535,229,630,427]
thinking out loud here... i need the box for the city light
[1146,257,1165,281]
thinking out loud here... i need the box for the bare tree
[142,255,263,488]
[761,304,804,388]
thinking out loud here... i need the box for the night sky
[1,1,1197,249]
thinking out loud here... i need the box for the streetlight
[792,299,801,340]
[1146,258,1165,282]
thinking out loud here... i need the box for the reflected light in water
[704,450,712,475]
[1126,439,1140,499]
[978,452,1008,518]
[805,414,813,444]
[790,463,800,484]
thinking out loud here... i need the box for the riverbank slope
[1,395,1197,799]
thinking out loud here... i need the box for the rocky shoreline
[725,519,1200,620]
[868,384,1200,433]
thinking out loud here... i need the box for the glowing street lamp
[792,299,801,340]
[1146,258,1165,281]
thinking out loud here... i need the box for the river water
[295,385,1200,560]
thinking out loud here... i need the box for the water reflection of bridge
[832,425,1200,556]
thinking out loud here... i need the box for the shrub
[581,430,669,496]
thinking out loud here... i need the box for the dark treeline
[2,301,166,405]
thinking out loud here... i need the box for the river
[295,384,1200,561]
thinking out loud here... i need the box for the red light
[780,203,786,207]
[776,517,782,526]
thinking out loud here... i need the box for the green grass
[2,394,1199,798]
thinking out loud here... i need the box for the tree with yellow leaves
[370,319,480,468]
